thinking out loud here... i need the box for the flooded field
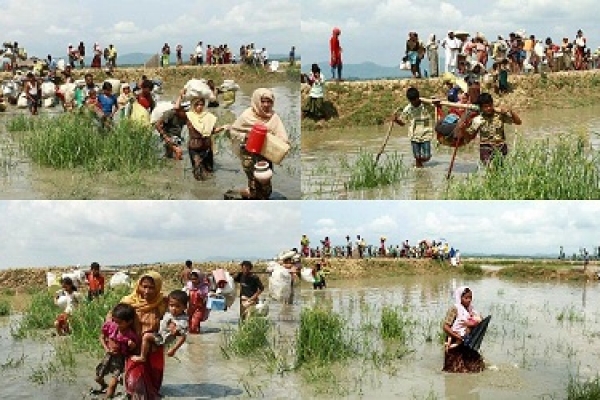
[2,275,599,399]
[0,82,300,200]
[302,105,600,199]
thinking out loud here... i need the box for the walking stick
[446,138,460,180]
[446,109,475,180]
[375,107,401,165]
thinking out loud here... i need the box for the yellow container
[261,134,290,165]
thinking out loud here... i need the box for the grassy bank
[0,63,299,86]
[301,70,600,131]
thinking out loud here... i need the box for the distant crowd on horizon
[300,234,459,261]
[1,39,298,73]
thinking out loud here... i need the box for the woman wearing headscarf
[442,286,486,373]
[330,27,343,81]
[174,89,227,180]
[229,88,289,200]
[426,34,439,78]
[185,270,210,334]
[118,271,168,399]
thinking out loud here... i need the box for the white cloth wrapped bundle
[150,101,175,124]
[41,81,56,98]
[109,271,131,288]
[183,79,211,100]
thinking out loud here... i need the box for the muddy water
[301,276,600,399]
[302,105,600,199]
[0,290,303,400]
[3,276,598,399]
[0,82,300,200]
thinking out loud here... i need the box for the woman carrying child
[442,286,485,373]
[117,271,168,399]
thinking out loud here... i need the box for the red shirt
[330,36,341,66]
[87,273,105,291]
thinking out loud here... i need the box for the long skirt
[443,344,485,373]
[124,347,164,399]
[188,291,209,334]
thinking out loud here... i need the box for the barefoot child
[93,303,138,398]
[131,290,188,363]
[392,87,439,168]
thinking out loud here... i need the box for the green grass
[380,306,409,341]
[447,135,600,199]
[296,307,353,366]
[567,375,600,400]
[11,291,59,338]
[0,298,10,316]
[462,264,484,276]
[1,288,16,296]
[222,316,272,358]
[10,112,165,174]
[347,150,408,189]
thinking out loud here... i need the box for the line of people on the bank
[301,234,460,263]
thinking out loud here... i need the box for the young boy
[393,87,439,168]
[97,81,118,128]
[131,290,188,363]
[86,262,105,301]
[460,92,522,166]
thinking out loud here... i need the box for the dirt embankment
[1,257,595,293]
[0,63,300,86]
[314,257,597,281]
[301,70,600,131]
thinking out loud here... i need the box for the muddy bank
[301,69,600,131]
[0,261,261,292]
[308,257,597,281]
[0,63,300,86]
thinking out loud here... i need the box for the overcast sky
[0,201,300,270]
[301,201,600,256]
[0,0,299,59]
[301,0,599,66]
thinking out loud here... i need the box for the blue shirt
[447,87,459,102]
[97,93,117,116]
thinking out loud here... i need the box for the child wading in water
[54,277,82,336]
[93,303,139,398]
[392,87,439,168]
[444,287,481,352]
[131,290,188,363]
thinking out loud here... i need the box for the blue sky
[301,201,600,256]
[301,0,599,66]
[0,0,299,59]
[0,201,300,269]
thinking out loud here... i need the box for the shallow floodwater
[2,276,598,399]
[0,289,303,400]
[302,105,600,199]
[0,81,300,200]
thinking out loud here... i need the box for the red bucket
[245,122,267,154]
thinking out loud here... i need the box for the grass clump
[380,306,409,341]
[462,263,484,276]
[11,291,59,338]
[347,150,408,189]
[13,113,164,174]
[0,298,10,316]
[296,307,353,366]
[447,135,600,199]
[223,317,272,357]
[567,375,600,400]
[6,115,35,132]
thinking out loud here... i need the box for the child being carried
[131,289,188,363]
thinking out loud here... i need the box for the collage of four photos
[0,0,600,399]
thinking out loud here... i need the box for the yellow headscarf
[185,106,217,137]
[229,88,288,144]
[121,271,167,315]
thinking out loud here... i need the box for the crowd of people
[53,260,266,398]
[300,234,461,264]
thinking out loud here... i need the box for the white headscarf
[451,286,476,336]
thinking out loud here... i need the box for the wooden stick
[375,119,395,165]
[420,98,480,110]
